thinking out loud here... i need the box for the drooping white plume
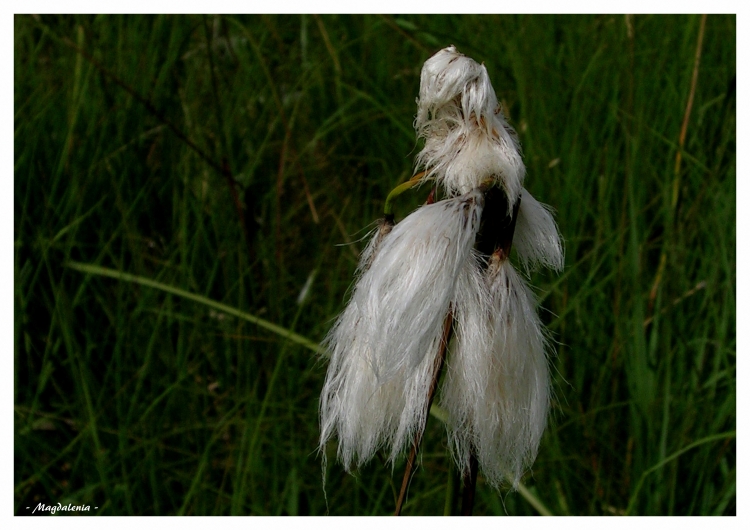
[355,189,483,380]
[320,46,563,497]
[441,257,551,489]
[414,46,525,203]
[319,294,440,469]
[320,190,484,468]
[440,253,493,476]
[514,189,565,273]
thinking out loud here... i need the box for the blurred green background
[14,14,735,515]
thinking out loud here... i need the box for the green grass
[14,14,735,515]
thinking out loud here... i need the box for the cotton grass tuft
[415,45,525,202]
[319,190,484,468]
[320,45,564,501]
[442,257,552,488]
[514,189,565,274]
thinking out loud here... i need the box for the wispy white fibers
[358,189,483,380]
[514,189,565,274]
[414,46,525,202]
[440,254,493,476]
[320,45,564,498]
[442,257,551,489]
[423,47,562,490]
[320,189,484,469]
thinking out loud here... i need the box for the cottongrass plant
[319,45,563,513]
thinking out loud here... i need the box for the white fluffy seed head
[320,47,562,491]
[441,258,551,489]
[415,46,525,201]
[319,295,439,469]
[416,46,487,125]
[355,189,483,381]
[440,254,493,475]
[319,189,484,468]
[514,189,565,274]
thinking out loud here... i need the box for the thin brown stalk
[202,17,256,279]
[41,22,223,177]
[48,17,260,282]
[313,15,342,81]
[240,21,321,247]
[460,453,479,516]
[379,15,429,53]
[394,310,454,516]
[674,14,708,186]
[648,14,708,314]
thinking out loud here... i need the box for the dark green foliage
[15,14,735,515]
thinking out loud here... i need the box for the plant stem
[384,171,426,215]
[64,261,323,354]
[394,310,454,515]
[647,13,708,315]
[460,453,479,516]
